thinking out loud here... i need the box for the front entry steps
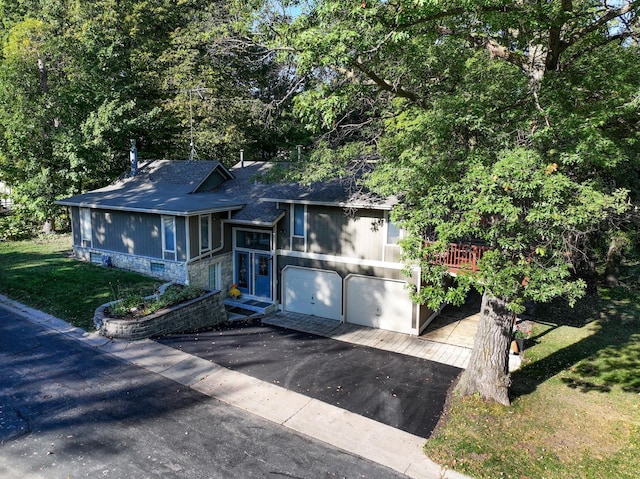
[225,306,263,322]
[223,298,277,321]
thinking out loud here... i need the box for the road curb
[0,295,473,479]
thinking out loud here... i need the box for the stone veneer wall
[187,252,234,299]
[95,289,227,341]
[74,246,187,283]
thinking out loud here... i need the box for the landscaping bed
[95,283,227,340]
[0,234,159,330]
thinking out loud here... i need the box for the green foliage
[0,212,39,240]
[269,0,640,315]
[107,284,206,318]
[0,0,311,232]
[0,234,159,330]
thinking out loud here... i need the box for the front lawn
[1,235,638,478]
[425,263,640,479]
[0,234,160,330]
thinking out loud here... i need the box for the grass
[425,262,640,479]
[2,235,638,478]
[0,234,160,330]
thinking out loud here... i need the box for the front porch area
[223,297,277,320]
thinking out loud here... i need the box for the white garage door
[345,275,414,334]
[282,267,342,321]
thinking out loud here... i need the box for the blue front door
[235,251,251,295]
[254,254,271,299]
[235,251,272,300]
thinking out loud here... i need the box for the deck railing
[425,242,490,273]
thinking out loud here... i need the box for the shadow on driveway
[157,318,462,438]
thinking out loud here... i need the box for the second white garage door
[282,266,342,321]
[345,275,414,334]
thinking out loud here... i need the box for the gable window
[162,215,176,261]
[80,208,92,247]
[293,204,306,238]
[200,215,210,252]
[386,219,403,246]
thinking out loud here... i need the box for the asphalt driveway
[157,318,462,438]
[1,306,408,479]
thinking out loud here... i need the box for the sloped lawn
[0,234,159,330]
[425,263,640,479]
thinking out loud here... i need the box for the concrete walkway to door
[263,303,478,369]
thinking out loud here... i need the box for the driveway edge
[0,294,473,479]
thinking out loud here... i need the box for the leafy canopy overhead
[0,0,310,230]
[269,0,640,312]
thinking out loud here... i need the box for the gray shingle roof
[56,160,243,216]
[56,159,394,223]
[225,161,395,206]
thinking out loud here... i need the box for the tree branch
[352,59,425,107]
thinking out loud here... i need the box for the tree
[158,0,311,163]
[0,0,310,230]
[266,0,640,404]
[0,0,178,230]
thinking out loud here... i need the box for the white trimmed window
[292,204,306,238]
[80,208,92,247]
[209,263,220,290]
[162,215,176,260]
[200,215,210,252]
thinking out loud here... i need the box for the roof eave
[263,198,394,210]
[225,210,286,227]
[55,200,245,216]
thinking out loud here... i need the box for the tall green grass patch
[0,235,160,330]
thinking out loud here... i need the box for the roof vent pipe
[240,149,244,168]
[130,139,138,177]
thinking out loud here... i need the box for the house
[56,152,439,336]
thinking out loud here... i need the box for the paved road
[0,307,406,478]
[158,319,461,438]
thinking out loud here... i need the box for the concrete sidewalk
[0,295,471,479]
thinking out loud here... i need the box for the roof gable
[193,164,234,193]
[129,160,233,193]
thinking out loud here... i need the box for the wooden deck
[426,242,490,273]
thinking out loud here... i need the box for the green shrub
[0,214,38,240]
[107,284,206,319]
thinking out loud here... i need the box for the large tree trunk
[455,292,514,405]
[604,235,627,288]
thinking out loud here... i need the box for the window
[208,263,220,290]
[80,208,92,247]
[293,204,305,237]
[162,215,176,260]
[236,230,271,251]
[200,215,210,252]
[386,219,402,245]
[151,262,165,275]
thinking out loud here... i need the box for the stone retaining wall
[95,288,227,341]
[74,246,187,283]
